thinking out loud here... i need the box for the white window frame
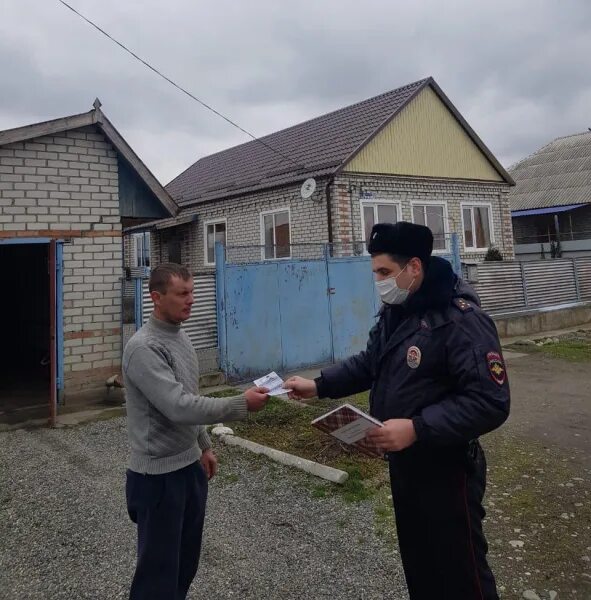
[260,207,292,260]
[203,218,227,266]
[132,232,151,269]
[359,200,402,252]
[460,202,495,252]
[410,200,450,253]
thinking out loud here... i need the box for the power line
[56,0,304,169]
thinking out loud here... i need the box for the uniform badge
[487,351,506,385]
[407,346,422,369]
[453,298,473,312]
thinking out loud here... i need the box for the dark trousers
[388,442,498,600]
[126,462,208,600]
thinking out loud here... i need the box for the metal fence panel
[142,274,218,350]
[473,258,591,314]
[522,259,578,307]
[473,262,527,313]
[121,278,138,351]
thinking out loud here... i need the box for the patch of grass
[508,335,591,362]
[541,340,591,361]
[311,486,327,499]
[339,466,376,503]
[208,387,243,398]
[373,487,397,545]
[230,392,387,502]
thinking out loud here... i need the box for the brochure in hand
[311,403,384,458]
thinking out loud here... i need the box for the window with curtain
[262,210,290,259]
[133,232,150,268]
[463,205,492,249]
[205,221,227,265]
[412,204,447,250]
[361,202,399,243]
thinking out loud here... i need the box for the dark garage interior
[0,243,50,424]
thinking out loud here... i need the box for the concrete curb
[212,427,348,485]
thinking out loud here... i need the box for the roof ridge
[550,129,591,143]
[166,77,431,188]
[509,129,591,173]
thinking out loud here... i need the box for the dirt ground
[503,350,590,459]
[478,341,591,598]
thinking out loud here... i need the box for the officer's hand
[366,419,417,452]
[284,376,317,401]
[244,387,270,412]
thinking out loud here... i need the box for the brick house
[0,101,177,424]
[510,130,591,260]
[126,76,514,274]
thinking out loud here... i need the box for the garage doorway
[0,239,62,426]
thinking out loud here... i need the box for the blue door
[327,257,379,361]
[277,261,332,370]
[223,263,283,380]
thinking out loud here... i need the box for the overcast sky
[1,0,590,184]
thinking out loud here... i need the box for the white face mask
[375,265,414,305]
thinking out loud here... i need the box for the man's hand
[244,386,270,412]
[366,419,417,452]
[200,449,218,480]
[284,376,317,401]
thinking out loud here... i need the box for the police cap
[367,221,433,263]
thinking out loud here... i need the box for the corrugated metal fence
[473,257,591,314]
[141,273,218,350]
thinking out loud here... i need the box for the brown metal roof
[165,78,414,205]
[168,76,512,207]
[509,131,591,211]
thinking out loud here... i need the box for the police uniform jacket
[315,257,510,447]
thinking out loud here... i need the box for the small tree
[484,246,503,261]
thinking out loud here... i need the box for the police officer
[285,221,509,600]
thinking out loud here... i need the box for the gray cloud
[1,0,590,182]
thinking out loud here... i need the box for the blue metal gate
[217,234,461,381]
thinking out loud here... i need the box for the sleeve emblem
[487,351,506,385]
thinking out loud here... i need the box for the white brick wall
[0,126,123,394]
[334,174,515,261]
[143,173,514,273]
[149,180,330,272]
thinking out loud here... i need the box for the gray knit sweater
[123,314,247,474]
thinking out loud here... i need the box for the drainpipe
[325,177,334,245]
[348,184,357,251]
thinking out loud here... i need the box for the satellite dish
[300,178,317,199]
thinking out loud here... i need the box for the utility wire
[57,0,305,169]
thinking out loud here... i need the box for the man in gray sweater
[123,263,269,600]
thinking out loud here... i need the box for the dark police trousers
[388,441,498,600]
[126,461,208,600]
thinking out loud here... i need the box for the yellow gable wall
[344,86,504,182]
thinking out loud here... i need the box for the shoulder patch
[487,351,506,385]
[453,298,474,313]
